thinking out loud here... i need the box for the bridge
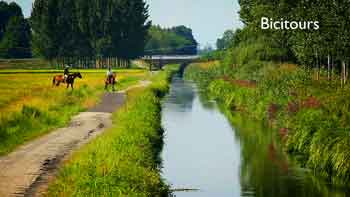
[142,55,200,70]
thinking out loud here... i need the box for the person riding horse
[105,67,116,91]
[107,67,114,84]
[64,65,70,83]
[53,72,82,90]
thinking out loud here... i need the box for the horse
[105,73,117,92]
[53,72,82,90]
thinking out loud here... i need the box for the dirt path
[0,80,150,197]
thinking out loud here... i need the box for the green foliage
[47,65,179,196]
[0,1,31,58]
[150,64,180,96]
[199,50,224,61]
[224,37,289,68]
[145,25,197,55]
[287,108,350,185]
[237,0,350,67]
[184,62,221,88]
[216,29,235,50]
[31,0,150,61]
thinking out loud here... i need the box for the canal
[161,74,349,197]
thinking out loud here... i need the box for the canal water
[161,75,349,197]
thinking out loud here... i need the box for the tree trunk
[345,62,348,84]
[315,51,320,81]
[327,54,330,81]
[341,61,346,87]
[127,59,131,68]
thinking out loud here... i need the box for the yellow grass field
[0,69,147,115]
[0,68,149,155]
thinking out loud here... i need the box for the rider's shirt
[107,71,113,77]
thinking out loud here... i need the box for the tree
[224,0,350,87]
[216,29,235,50]
[145,25,198,55]
[31,0,151,68]
[0,1,31,58]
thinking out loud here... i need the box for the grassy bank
[47,65,179,196]
[185,61,350,186]
[0,69,148,155]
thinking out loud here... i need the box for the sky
[6,0,243,48]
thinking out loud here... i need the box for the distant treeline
[0,1,31,59]
[0,1,198,68]
[145,25,198,56]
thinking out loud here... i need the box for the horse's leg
[67,83,69,89]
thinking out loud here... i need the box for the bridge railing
[142,55,200,60]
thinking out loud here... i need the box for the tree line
[145,25,198,55]
[0,1,199,68]
[218,0,350,86]
[31,0,151,68]
[0,1,31,59]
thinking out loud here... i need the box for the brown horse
[53,72,82,90]
[105,73,117,92]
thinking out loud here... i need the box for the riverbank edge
[46,65,179,196]
[184,62,350,187]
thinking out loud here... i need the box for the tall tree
[31,0,151,68]
[0,1,31,58]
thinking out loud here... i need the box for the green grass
[0,69,149,155]
[0,85,95,155]
[47,65,179,196]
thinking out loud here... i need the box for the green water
[161,75,349,197]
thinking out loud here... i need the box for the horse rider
[64,65,70,83]
[106,67,114,84]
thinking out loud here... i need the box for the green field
[0,68,149,155]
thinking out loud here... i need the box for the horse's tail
[52,77,56,86]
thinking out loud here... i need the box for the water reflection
[162,76,241,197]
[163,75,195,112]
[161,76,349,197]
[227,114,350,197]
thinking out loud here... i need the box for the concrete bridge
[142,55,200,70]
